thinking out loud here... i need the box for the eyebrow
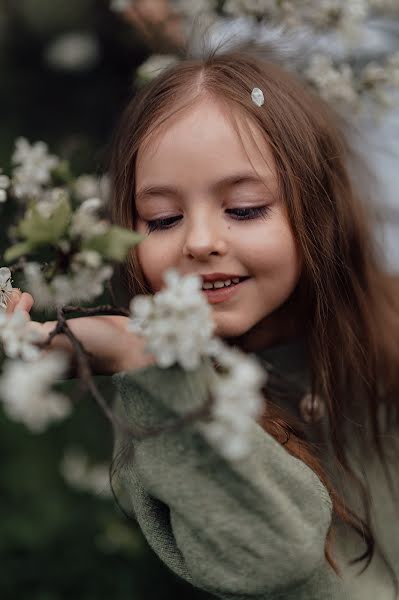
[136,172,271,203]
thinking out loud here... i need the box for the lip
[202,278,250,304]
[200,273,248,283]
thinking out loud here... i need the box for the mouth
[202,276,251,304]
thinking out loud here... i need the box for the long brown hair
[109,44,399,588]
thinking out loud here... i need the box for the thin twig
[34,304,214,440]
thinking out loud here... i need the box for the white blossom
[304,54,359,108]
[387,52,399,87]
[73,174,111,203]
[0,267,13,312]
[199,343,267,459]
[303,50,399,115]
[171,0,216,19]
[44,32,100,72]
[69,197,109,239]
[0,309,46,361]
[110,0,133,12]
[307,0,368,35]
[137,54,179,82]
[51,262,113,305]
[358,52,399,108]
[74,175,98,201]
[22,263,53,310]
[57,239,72,254]
[60,447,112,497]
[73,250,103,269]
[224,0,277,19]
[44,186,69,204]
[361,61,389,87]
[128,268,215,370]
[369,0,399,12]
[0,169,10,203]
[0,351,71,433]
[35,187,69,219]
[223,0,369,32]
[23,260,113,309]
[11,137,59,200]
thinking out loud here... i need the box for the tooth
[203,282,214,290]
[213,281,225,288]
[232,277,239,283]
[224,279,231,286]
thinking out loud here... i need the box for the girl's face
[134,97,302,346]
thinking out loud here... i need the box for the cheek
[243,221,301,283]
[136,236,178,292]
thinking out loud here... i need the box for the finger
[15,292,34,315]
[5,288,22,314]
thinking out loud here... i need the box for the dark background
[0,1,209,598]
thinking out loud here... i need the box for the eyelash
[144,206,272,233]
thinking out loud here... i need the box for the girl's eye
[145,205,271,233]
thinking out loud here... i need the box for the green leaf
[17,196,72,245]
[3,241,34,262]
[83,226,145,261]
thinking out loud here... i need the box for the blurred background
[0,1,208,599]
[0,1,398,599]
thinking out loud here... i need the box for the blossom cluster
[60,446,112,498]
[0,138,141,308]
[0,351,70,433]
[0,265,72,432]
[44,32,100,72]
[11,137,59,201]
[110,0,392,32]
[201,339,267,459]
[1,268,48,361]
[222,0,370,34]
[110,0,132,12]
[304,51,399,112]
[129,268,268,460]
[123,0,399,118]
[22,258,114,310]
[165,0,397,33]
[0,170,10,203]
[0,308,44,362]
[0,137,142,436]
[128,269,216,370]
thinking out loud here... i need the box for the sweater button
[299,393,325,423]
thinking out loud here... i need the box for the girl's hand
[5,288,156,377]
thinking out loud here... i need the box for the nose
[182,214,227,260]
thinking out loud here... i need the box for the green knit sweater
[111,339,399,599]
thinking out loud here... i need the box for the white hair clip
[251,87,264,107]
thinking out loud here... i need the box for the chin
[212,318,252,340]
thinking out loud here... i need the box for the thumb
[5,288,22,315]
[15,292,34,315]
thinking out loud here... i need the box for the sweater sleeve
[111,362,339,599]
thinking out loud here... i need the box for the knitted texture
[111,360,347,599]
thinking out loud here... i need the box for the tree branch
[35,303,213,440]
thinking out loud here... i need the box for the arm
[112,362,339,599]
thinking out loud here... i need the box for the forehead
[135,96,276,191]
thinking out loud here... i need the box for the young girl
[9,45,399,598]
